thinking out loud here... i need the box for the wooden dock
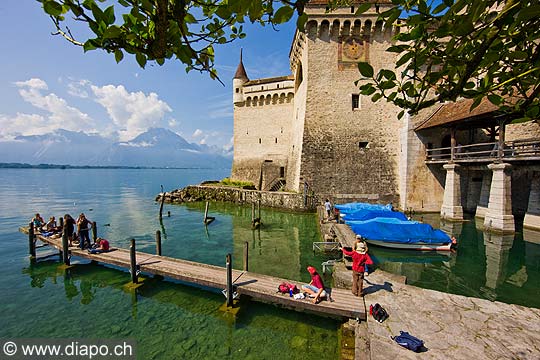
[20,227,366,320]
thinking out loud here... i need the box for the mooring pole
[257,199,261,219]
[204,201,210,223]
[130,238,138,284]
[155,230,162,256]
[28,222,36,258]
[243,241,249,272]
[251,203,255,222]
[159,185,165,220]
[61,221,70,265]
[226,253,233,307]
[92,221,97,243]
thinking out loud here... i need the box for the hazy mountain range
[0,128,232,168]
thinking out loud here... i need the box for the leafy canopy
[39,0,539,120]
[356,0,540,122]
[38,0,311,83]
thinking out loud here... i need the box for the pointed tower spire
[234,49,249,81]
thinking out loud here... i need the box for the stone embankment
[156,185,317,212]
[317,207,540,359]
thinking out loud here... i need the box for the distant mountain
[0,128,231,168]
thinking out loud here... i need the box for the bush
[220,178,254,188]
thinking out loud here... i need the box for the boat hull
[364,239,452,251]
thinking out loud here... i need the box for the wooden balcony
[426,138,540,164]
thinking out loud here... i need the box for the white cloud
[67,79,91,98]
[0,78,94,138]
[91,84,172,141]
[192,129,203,138]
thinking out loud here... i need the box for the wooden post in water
[28,222,36,258]
[226,253,233,307]
[204,201,209,222]
[251,203,255,223]
[243,241,249,272]
[203,201,215,224]
[130,238,138,284]
[92,221,97,243]
[61,221,70,265]
[159,185,165,220]
[257,199,261,219]
[155,230,162,256]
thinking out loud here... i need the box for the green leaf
[273,6,294,24]
[516,5,540,22]
[397,110,405,119]
[83,40,97,52]
[103,5,115,25]
[136,52,147,68]
[43,1,63,16]
[297,13,308,32]
[103,25,122,39]
[114,49,124,63]
[487,94,502,106]
[371,93,383,102]
[358,62,374,78]
[355,3,371,15]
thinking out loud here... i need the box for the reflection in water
[18,260,340,359]
[369,213,540,309]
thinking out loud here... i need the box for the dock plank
[20,227,366,320]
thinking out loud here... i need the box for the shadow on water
[20,259,342,359]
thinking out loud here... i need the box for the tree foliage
[38,0,310,83]
[357,0,540,121]
[38,0,539,120]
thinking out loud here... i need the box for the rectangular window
[280,167,285,177]
[359,141,369,149]
[352,94,360,110]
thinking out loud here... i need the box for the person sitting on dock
[76,213,92,250]
[88,238,110,254]
[45,216,60,233]
[301,266,327,304]
[341,239,373,297]
[31,213,45,231]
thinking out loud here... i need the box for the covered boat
[335,203,452,251]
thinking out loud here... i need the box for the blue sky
[0,1,296,152]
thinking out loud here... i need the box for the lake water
[1,169,539,359]
[0,169,340,360]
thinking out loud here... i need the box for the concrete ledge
[523,213,540,231]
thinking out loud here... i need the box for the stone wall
[231,81,295,187]
[297,17,403,204]
[158,185,318,212]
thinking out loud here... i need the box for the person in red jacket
[341,238,373,297]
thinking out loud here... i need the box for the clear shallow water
[370,214,540,309]
[2,169,539,360]
[0,169,340,360]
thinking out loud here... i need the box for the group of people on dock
[31,212,109,253]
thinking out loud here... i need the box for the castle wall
[286,32,309,193]
[231,83,294,188]
[297,15,403,204]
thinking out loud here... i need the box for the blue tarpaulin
[336,203,450,245]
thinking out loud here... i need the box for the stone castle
[230,0,540,232]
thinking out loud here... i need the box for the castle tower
[287,0,405,203]
[233,49,249,104]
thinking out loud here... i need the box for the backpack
[277,282,298,295]
[369,303,389,323]
[392,331,425,352]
